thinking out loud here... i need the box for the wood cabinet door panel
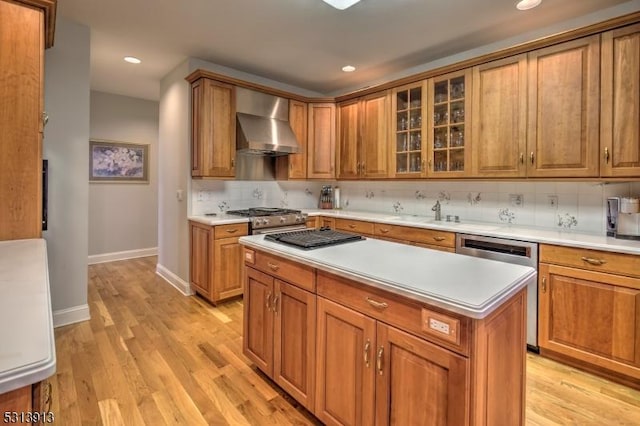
[189,222,213,296]
[316,297,376,426]
[375,323,468,426]
[213,237,243,301]
[337,100,360,179]
[527,36,600,177]
[601,23,640,177]
[471,55,527,177]
[308,103,336,179]
[243,267,274,375]
[361,92,391,178]
[539,264,640,377]
[288,100,308,179]
[273,281,316,410]
[0,0,43,240]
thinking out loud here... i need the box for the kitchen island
[240,233,536,426]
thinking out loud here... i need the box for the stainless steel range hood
[234,87,300,180]
[235,87,299,155]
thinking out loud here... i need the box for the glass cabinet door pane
[450,125,464,148]
[434,151,448,172]
[409,152,422,173]
[450,149,465,171]
[450,77,465,100]
[434,104,448,126]
[396,153,407,173]
[410,131,421,151]
[434,127,448,149]
[410,110,421,129]
[450,101,465,124]
[410,88,422,107]
[397,133,408,152]
[397,91,409,110]
[434,81,448,103]
[397,111,408,131]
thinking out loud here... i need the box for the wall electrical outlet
[509,194,524,207]
[429,318,450,335]
[548,195,558,209]
[197,190,206,201]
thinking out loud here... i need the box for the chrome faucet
[431,200,442,221]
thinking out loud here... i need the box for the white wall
[43,17,91,327]
[89,91,159,261]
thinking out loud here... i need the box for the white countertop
[304,209,640,255]
[189,214,249,226]
[0,239,56,394]
[240,234,536,319]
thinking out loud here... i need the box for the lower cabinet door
[213,236,244,301]
[539,263,640,379]
[273,280,316,411]
[375,323,469,426]
[243,267,274,375]
[189,221,213,297]
[316,297,376,426]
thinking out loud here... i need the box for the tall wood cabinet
[526,35,601,178]
[337,91,391,179]
[277,100,308,179]
[0,0,55,241]
[471,55,528,178]
[539,244,640,388]
[189,221,247,304]
[190,78,236,178]
[601,23,640,177]
[307,103,336,179]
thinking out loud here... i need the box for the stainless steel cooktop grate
[264,228,365,249]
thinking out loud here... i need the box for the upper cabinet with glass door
[427,70,471,177]
[392,82,426,177]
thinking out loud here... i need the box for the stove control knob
[296,215,304,222]
[253,218,262,226]
[263,218,270,225]
[280,216,286,223]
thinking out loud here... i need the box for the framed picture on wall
[89,139,149,183]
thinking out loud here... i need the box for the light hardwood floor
[50,257,640,425]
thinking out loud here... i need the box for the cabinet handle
[273,294,280,315]
[361,162,365,174]
[364,340,371,368]
[376,346,384,375]
[433,236,446,242]
[541,277,547,293]
[604,147,610,164]
[366,297,388,309]
[266,291,272,310]
[348,224,357,229]
[267,262,280,271]
[42,112,49,127]
[519,153,524,164]
[530,152,535,165]
[290,163,293,171]
[231,158,235,168]
[379,228,390,234]
[581,256,607,266]
[225,228,238,234]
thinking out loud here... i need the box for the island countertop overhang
[239,235,536,319]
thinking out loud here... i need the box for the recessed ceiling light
[124,56,141,64]
[322,0,361,10]
[516,0,541,10]
[342,65,356,72]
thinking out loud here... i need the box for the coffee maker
[607,197,640,240]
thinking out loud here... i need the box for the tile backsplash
[191,180,640,235]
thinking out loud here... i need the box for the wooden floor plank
[48,256,640,425]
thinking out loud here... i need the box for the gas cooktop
[264,228,365,250]
[226,207,302,217]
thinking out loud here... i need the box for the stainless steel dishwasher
[455,233,539,351]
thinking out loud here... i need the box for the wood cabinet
[391,82,427,177]
[334,218,374,236]
[277,100,308,179]
[190,78,236,178]
[471,55,528,178]
[373,223,455,251]
[526,36,600,178]
[601,23,640,177]
[0,0,55,241]
[307,103,336,179]
[243,265,316,411]
[0,381,51,423]
[318,216,335,229]
[427,70,471,177]
[337,92,391,179]
[243,248,527,425]
[189,221,247,304]
[539,244,640,388]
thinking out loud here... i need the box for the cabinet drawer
[414,242,456,253]
[317,271,469,355]
[214,223,248,239]
[253,250,315,292]
[334,218,374,235]
[540,244,640,278]
[374,224,454,247]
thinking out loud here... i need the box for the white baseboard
[53,304,91,328]
[88,247,158,265]
[156,263,193,296]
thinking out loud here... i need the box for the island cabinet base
[242,248,527,426]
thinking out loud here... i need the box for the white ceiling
[58,0,636,101]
